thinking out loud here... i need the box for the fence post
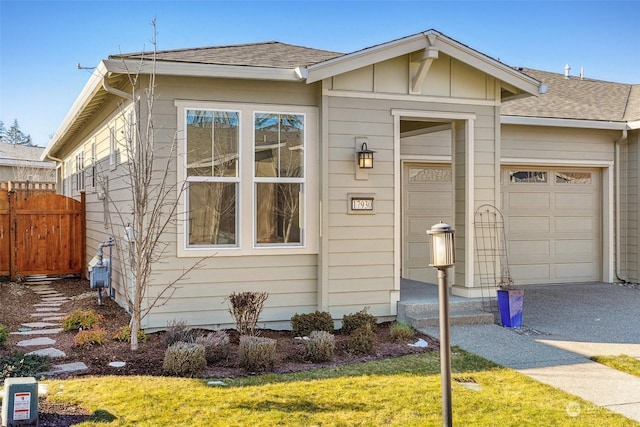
[8,190,16,281]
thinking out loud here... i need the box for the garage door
[501,167,601,284]
[402,163,453,283]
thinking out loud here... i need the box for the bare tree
[96,19,203,350]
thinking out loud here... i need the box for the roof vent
[564,64,571,79]
[580,67,584,80]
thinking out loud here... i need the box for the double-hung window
[178,101,317,256]
[186,110,240,247]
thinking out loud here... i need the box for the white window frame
[109,126,117,169]
[176,100,318,258]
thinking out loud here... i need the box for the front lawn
[38,349,636,426]
[591,355,640,378]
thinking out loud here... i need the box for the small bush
[74,327,108,348]
[163,342,206,377]
[195,331,230,364]
[0,324,8,347]
[112,326,147,343]
[389,321,415,341]
[347,323,376,355]
[238,335,277,372]
[228,291,269,336]
[164,320,196,347]
[304,330,335,363]
[62,309,103,331]
[291,311,334,337]
[0,353,51,385]
[342,308,377,335]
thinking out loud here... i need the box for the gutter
[615,129,629,282]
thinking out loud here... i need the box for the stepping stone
[31,312,68,318]
[39,362,88,376]
[34,302,64,307]
[42,316,64,321]
[35,307,62,312]
[34,290,59,294]
[10,328,63,335]
[17,337,56,347]
[41,297,69,301]
[22,322,59,328]
[27,348,66,358]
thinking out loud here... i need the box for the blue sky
[1,0,639,147]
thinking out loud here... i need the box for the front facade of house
[43,30,639,331]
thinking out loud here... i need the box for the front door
[402,163,453,283]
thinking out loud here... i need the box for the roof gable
[306,29,541,97]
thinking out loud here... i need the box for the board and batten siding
[620,130,640,282]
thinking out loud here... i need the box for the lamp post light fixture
[427,222,455,427]
[357,142,375,169]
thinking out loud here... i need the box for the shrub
[163,342,206,377]
[112,326,147,343]
[228,291,269,336]
[195,331,230,364]
[341,308,377,335]
[62,309,103,331]
[238,335,277,372]
[304,330,335,363]
[74,327,108,348]
[347,323,376,355]
[291,311,334,337]
[164,320,196,347]
[389,321,415,341]
[0,353,51,385]
[0,324,8,347]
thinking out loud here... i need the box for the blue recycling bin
[497,289,524,328]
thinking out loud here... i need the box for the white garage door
[402,163,453,284]
[501,168,601,284]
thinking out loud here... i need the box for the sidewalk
[419,283,640,423]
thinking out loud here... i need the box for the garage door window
[556,171,592,184]
[509,170,547,183]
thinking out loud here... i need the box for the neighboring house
[42,29,639,331]
[0,142,56,185]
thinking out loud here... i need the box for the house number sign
[348,193,376,214]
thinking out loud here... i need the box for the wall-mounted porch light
[426,221,455,427]
[357,142,375,169]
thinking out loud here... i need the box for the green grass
[39,349,637,426]
[591,355,640,378]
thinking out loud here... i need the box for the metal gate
[0,188,85,280]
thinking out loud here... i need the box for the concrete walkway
[419,283,640,423]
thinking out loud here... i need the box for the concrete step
[406,310,496,329]
[398,299,487,321]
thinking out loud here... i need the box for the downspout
[102,74,133,100]
[615,129,629,282]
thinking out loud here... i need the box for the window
[556,171,591,184]
[254,113,304,245]
[178,101,317,256]
[109,127,117,169]
[186,110,239,247]
[89,141,96,188]
[509,170,547,183]
[74,151,85,192]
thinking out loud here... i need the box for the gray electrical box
[1,377,38,426]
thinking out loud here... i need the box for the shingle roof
[0,142,54,168]
[502,68,639,122]
[111,41,344,69]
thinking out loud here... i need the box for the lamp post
[427,222,455,427]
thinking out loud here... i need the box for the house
[42,29,639,331]
[0,142,55,187]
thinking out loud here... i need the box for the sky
[1,0,639,147]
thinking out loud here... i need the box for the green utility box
[1,377,38,426]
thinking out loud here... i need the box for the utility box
[1,377,38,426]
[88,256,110,289]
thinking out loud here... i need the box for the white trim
[465,119,475,290]
[628,120,640,130]
[326,89,499,107]
[392,109,477,121]
[103,59,304,82]
[399,154,451,163]
[393,114,401,298]
[501,158,614,168]
[501,115,627,130]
